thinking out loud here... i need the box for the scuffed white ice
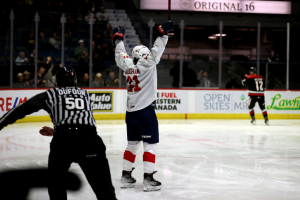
[0,120,300,200]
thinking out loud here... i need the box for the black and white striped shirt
[0,87,96,131]
[46,87,96,128]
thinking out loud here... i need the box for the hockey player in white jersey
[113,21,174,192]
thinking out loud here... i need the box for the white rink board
[0,89,126,116]
[195,90,300,114]
[0,89,299,117]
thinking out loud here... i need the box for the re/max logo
[0,97,27,111]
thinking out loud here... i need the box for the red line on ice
[5,133,49,151]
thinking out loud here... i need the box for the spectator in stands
[105,72,118,87]
[93,0,103,13]
[109,32,114,43]
[44,63,57,88]
[182,63,199,87]
[82,0,93,14]
[38,31,52,50]
[102,23,112,38]
[49,32,61,49]
[93,51,101,65]
[32,0,47,8]
[92,41,98,61]
[77,14,84,22]
[99,42,108,56]
[25,31,35,50]
[44,56,53,71]
[95,7,108,22]
[64,32,73,48]
[74,39,88,62]
[170,61,199,87]
[65,14,75,32]
[78,73,89,87]
[94,33,104,49]
[29,49,44,66]
[16,0,26,6]
[23,71,34,88]
[104,49,114,61]
[77,5,82,15]
[79,51,89,67]
[92,73,104,87]
[85,10,94,22]
[13,73,25,88]
[57,1,65,12]
[92,41,96,52]
[15,52,29,65]
[37,66,47,87]
[48,15,60,32]
[46,1,53,11]
[100,43,114,62]
[198,70,210,87]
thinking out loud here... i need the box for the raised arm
[113,26,132,71]
[115,40,129,71]
[140,35,168,67]
[0,92,48,130]
[139,21,174,67]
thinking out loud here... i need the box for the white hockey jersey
[115,35,168,112]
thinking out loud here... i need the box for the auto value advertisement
[0,89,299,118]
[89,91,114,112]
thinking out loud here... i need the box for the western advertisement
[155,90,188,113]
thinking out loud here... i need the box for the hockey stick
[167,0,174,36]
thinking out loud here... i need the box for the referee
[0,66,117,200]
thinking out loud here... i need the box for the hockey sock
[123,141,141,171]
[143,142,156,174]
[262,109,268,119]
[249,109,255,119]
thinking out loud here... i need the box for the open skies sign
[140,0,292,15]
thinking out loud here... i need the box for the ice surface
[0,119,300,200]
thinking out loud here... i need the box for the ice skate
[143,171,161,192]
[250,118,256,125]
[265,118,269,125]
[121,167,136,189]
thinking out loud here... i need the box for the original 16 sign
[140,0,291,14]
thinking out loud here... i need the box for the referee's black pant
[48,125,117,200]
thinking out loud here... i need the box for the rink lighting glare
[212,34,227,37]
[208,36,217,40]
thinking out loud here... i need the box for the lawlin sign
[267,94,300,111]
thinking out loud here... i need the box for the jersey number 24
[126,75,141,92]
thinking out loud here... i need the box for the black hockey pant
[248,96,268,119]
[48,126,117,200]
